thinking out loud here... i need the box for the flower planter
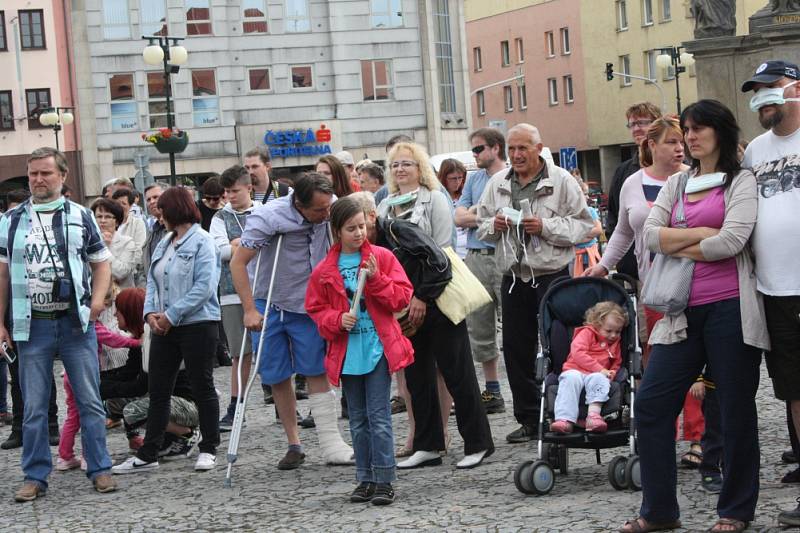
[153,131,189,154]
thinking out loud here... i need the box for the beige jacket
[642,169,770,350]
[476,160,594,278]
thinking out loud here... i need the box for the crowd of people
[0,58,798,530]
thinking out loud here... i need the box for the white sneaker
[397,450,442,469]
[456,449,490,469]
[111,456,159,475]
[194,452,216,471]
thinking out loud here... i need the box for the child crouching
[306,196,414,505]
[550,301,628,434]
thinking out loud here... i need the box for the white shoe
[194,452,216,471]
[456,449,490,469]
[397,450,442,469]
[111,456,159,474]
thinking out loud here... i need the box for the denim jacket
[144,223,221,326]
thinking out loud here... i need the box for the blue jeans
[17,314,111,487]
[637,298,760,523]
[340,357,396,484]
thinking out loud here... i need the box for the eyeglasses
[625,119,653,130]
[471,144,488,155]
[390,161,419,170]
[95,213,116,220]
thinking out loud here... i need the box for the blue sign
[263,125,333,158]
[559,147,578,171]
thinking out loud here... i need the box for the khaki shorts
[222,303,252,357]
[464,250,503,363]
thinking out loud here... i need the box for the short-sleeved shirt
[455,169,494,250]
[575,207,599,250]
[339,252,383,375]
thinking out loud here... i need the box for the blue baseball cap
[741,60,800,92]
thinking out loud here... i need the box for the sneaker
[506,424,537,443]
[700,474,723,494]
[111,456,159,474]
[778,498,800,527]
[93,474,118,493]
[159,432,198,460]
[390,396,406,415]
[349,482,376,503]
[371,483,395,506]
[549,419,574,434]
[481,390,506,414]
[194,452,216,471]
[262,384,274,405]
[782,449,798,464]
[1,431,22,449]
[219,410,235,433]
[782,467,800,484]
[14,481,45,502]
[128,435,144,452]
[277,449,305,470]
[585,413,608,433]
[55,456,81,471]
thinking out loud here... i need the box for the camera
[51,277,73,303]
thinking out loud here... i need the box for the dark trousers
[9,356,59,434]
[501,269,567,426]
[137,322,220,461]
[699,386,723,477]
[637,298,760,523]
[788,402,799,459]
[405,305,493,455]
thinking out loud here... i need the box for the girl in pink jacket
[550,301,628,434]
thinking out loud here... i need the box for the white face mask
[749,80,800,112]
[685,172,727,194]
[500,206,522,225]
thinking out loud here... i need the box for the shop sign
[264,124,332,158]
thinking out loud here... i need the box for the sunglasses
[471,145,488,155]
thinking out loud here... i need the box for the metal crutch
[225,234,283,487]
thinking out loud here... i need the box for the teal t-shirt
[339,252,384,375]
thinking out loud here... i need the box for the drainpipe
[10,17,25,122]
[61,0,85,200]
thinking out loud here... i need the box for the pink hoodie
[561,325,622,375]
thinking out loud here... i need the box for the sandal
[707,518,748,533]
[390,396,406,415]
[619,517,681,533]
[395,446,413,458]
[680,443,703,469]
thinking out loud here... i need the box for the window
[563,75,574,103]
[433,0,456,113]
[518,84,527,109]
[186,0,212,35]
[103,0,131,39]
[620,54,632,86]
[500,40,510,67]
[371,0,403,28]
[560,27,570,55]
[25,88,51,129]
[515,38,524,63]
[361,60,393,101]
[242,0,268,33]
[109,73,138,132]
[503,85,513,112]
[476,90,485,116]
[547,78,558,105]
[1,11,8,51]
[644,50,657,82]
[290,65,313,89]
[0,91,13,131]
[642,0,654,25]
[147,72,172,128]
[19,10,46,50]
[473,47,482,72]
[661,0,671,21]
[616,0,628,30]
[285,0,310,33]
[192,69,219,127]
[545,31,555,57]
[248,68,271,91]
[141,0,167,36]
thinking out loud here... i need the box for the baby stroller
[513,274,643,495]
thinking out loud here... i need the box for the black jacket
[606,156,641,280]
[376,216,452,303]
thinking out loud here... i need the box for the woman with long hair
[317,155,355,197]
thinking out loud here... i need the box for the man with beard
[741,59,800,528]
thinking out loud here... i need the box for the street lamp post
[141,35,188,181]
[38,107,74,151]
[656,47,695,115]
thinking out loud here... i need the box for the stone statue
[767,0,800,13]
[690,0,737,38]
[750,0,800,33]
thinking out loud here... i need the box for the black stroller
[513,274,643,495]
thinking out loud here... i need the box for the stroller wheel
[528,461,556,495]
[514,460,537,495]
[608,455,629,490]
[625,456,642,491]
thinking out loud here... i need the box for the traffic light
[605,63,614,81]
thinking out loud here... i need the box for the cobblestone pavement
[0,360,797,532]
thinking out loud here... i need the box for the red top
[305,241,414,386]
[561,325,622,375]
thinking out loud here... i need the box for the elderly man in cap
[741,59,800,528]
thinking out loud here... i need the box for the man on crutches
[230,173,354,470]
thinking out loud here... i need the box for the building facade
[71,0,473,196]
[0,0,82,201]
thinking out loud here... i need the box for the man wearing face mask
[741,59,800,528]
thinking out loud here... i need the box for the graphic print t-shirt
[742,128,800,295]
[338,252,384,376]
[26,212,71,312]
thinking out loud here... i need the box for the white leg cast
[309,391,354,465]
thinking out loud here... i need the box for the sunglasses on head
[471,145,488,155]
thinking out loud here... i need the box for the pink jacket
[305,241,414,386]
[561,325,622,375]
[95,321,141,359]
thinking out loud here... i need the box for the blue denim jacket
[144,223,221,326]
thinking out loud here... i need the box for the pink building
[0,1,82,202]
[466,0,591,171]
